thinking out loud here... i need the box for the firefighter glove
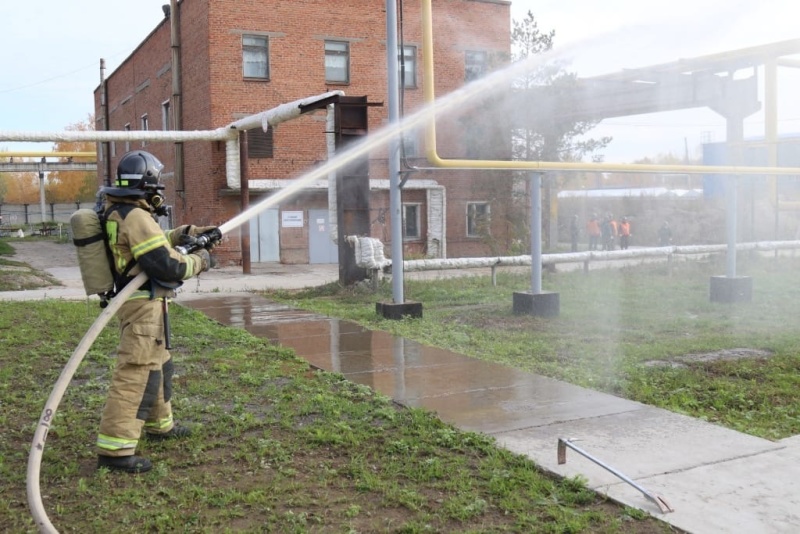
[193,249,212,273]
[189,225,219,237]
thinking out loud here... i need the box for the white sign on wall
[281,211,304,228]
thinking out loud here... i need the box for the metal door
[249,209,279,262]
[309,209,338,264]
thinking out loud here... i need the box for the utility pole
[38,157,47,226]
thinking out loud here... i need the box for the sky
[1,0,799,162]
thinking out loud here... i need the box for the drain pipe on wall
[327,103,338,244]
[170,0,185,193]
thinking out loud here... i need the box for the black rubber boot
[97,455,153,473]
[144,425,192,441]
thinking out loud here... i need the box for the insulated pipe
[1,152,97,158]
[223,91,345,189]
[1,130,234,143]
[327,104,338,243]
[419,0,800,176]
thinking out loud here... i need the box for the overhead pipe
[0,90,345,194]
[0,152,97,158]
[419,0,800,177]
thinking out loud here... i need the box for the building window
[124,123,131,153]
[402,45,417,88]
[243,34,269,79]
[325,40,350,83]
[248,127,274,159]
[140,114,148,147]
[403,203,421,240]
[465,50,487,82]
[402,131,419,158]
[466,202,490,237]
[161,100,171,130]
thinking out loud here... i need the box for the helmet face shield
[115,151,164,190]
[104,150,166,202]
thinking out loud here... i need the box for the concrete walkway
[4,259,800,533]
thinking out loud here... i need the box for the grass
[262,252,800,441]
[0,240,672,533]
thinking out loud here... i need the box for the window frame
[466,202,491,237]
[402,130,419,158]
[242,34,270,80]
[402,203,422,241]
[325,40,350,84]
[123,123,131,153]
[140,114,149,147]
[402,45,417,88]
[465,50,488,82]
[161,100,171,131]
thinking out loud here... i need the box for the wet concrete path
[181,293,634,435]
[181,292,800,534]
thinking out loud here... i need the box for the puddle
[183,294,635,434]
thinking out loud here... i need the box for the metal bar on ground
[557,438,674,514]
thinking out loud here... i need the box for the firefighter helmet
[103,150,165,198]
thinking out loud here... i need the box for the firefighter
[96,150,216,473]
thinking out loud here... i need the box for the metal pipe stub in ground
[557,438,674,514]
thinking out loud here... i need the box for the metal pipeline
[419,0,800,177]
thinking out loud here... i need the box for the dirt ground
[8,240,78,271]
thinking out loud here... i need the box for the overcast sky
[1,0,798,162]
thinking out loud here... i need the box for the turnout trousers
[96,297,175,457]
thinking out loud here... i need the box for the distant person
[570,215,580,252]
[601,213,618,250]
[586,214,600,251]
[658,221,672,247]
[619,217,631,249]
[608,214,619,250]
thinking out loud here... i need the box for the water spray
[26,12,800,531]
[26,88,456,531]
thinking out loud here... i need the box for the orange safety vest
[620,221,631,236]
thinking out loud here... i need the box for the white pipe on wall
[327,103,338,243]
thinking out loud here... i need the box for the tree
[508,11,612,249]
[47,115,98,203]
[510,11,611,164]
[0,153,38,204]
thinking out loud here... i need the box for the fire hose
[27,228,223,533]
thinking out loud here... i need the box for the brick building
[94,0,512,266]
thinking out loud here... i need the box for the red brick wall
[95,0,512,264]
